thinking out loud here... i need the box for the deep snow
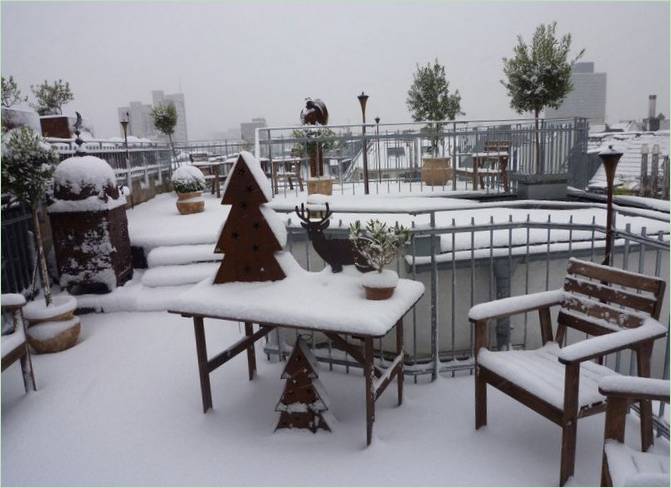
[2,310,667,486]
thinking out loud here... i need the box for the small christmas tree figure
[275,337,332,433]
[214,152,286,283]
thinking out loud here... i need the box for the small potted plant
[172,165,206,214]
[349,219,410,300]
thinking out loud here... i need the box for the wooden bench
[469,258,667,486]
[1,294,36,393]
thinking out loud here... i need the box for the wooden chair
[1,294,37,392]
[469,257,667,486]
[599,376,669,487]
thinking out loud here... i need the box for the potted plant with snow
[1,127,80,351]
[349,219,410,300]
[172,165,206,214]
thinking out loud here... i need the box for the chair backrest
[557,258,666,342]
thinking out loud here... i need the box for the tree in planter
[1,127,59,305]
[151,102,178,160]
[501,22,584,174]
[406,59,463,156]
[290,126,339,177]
[2,75,27,108]
[30,79,74,115]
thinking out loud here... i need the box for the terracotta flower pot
[307,177,334,196]
[176,191,205,215]
[23,295,80,353]
[363,285,395,300]
[361,270,399,301]
[421,157,453,186]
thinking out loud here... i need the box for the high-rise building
[117,90,188,142]
[545,62,607,124]
[240,117,267,143]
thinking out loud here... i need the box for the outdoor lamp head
[357,91,368,114]
[375,117,380,124]
[598,144,623,179]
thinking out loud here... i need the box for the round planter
[361,270,399,301]
[23,295,77,326]
[27,316,81,354]
[421,157,452,186]
[307,177,334,196]
[176,191,205,215]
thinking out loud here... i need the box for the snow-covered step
[146,244,220,268]
[141,262,219,288]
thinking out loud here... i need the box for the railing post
[452,122,457,191]
[663,156,670,200]
[640,150,649,197]
[430,211,439,381]
[651,148,660,197]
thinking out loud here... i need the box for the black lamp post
[120,112,133,207]
[598,144,623,266]
[374,116,381,184]
[358,92,369,194]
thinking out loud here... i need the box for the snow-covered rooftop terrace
[3,310,667,485]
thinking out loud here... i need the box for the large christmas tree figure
[275,337,332,433]
[214,152,286,283]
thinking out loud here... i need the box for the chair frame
[470,258,666,486]
[599,378,670,486]
[1,302,37,393]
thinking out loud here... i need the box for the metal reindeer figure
[295,202,371,273]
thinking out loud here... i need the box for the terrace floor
[3,310,667,486]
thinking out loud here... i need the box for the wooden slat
[567,259,663,294]
[564,276,657,315]
[207,325,274,372]
[324,332,383,378]
[562,294,643,329]
[557,310,617,337]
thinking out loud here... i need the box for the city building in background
[240,117,267,144]
[117,90,188,142]
[545,62,607,124]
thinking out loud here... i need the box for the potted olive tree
[172,164,206,214]
[349,219,410,300]
[2,127,80,349]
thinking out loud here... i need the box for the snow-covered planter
[48,155,133,294]
[172,165,205,214]
[421,156,452,186]
[23,295,80,353]
[307,176,334,196]
[349,220,410,300]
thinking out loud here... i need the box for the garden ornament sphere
[300,98,329,125]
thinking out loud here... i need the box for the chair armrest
[599,376,670,402]
[558,318,667,364]
[468,289,563,323]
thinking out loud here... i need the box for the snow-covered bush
[1,127,59,305]
[349,219,410,273]
[171,165,205,193]
[53,155,117,199]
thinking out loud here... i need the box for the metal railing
[265,201,669,435]
[1,198,35,295]
[256,117,589,197]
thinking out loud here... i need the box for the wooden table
[169,268,424,445]
[455,149,510,191]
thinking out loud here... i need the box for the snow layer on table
[468,289,563,321]
[53,155,116,195]
[478,342,616,409]
[22,295,77,321]
[27,317,80,341]
[604,440,669,487]
[141,263,219,288]
[599,376,670,398]
[172,261,424,337]
[171,165,205,185]
[220,151,272,202]
[1,325,25,358]
[146,244,221,267]
[1,294,26,307]
[48,194,126,213]
[259,204,288,248]
[559,318,667,363]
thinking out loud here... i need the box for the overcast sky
[2,1,669,140]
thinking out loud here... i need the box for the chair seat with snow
[599,376,669,487]
[1,294,36,392]
[468,258,667,486]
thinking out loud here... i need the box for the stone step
[146,244,220,268]
[141,262,219,288]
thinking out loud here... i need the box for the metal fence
[1,199,35,294]
[256,117,589,197]
[266,202,670,436]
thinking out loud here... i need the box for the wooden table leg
[396,320,404,406]
[472,156,478,190]
[193,316,213,413]
[245,322,257,380]
[363,336,375,446]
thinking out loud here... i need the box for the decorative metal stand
[275,337,332,433]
